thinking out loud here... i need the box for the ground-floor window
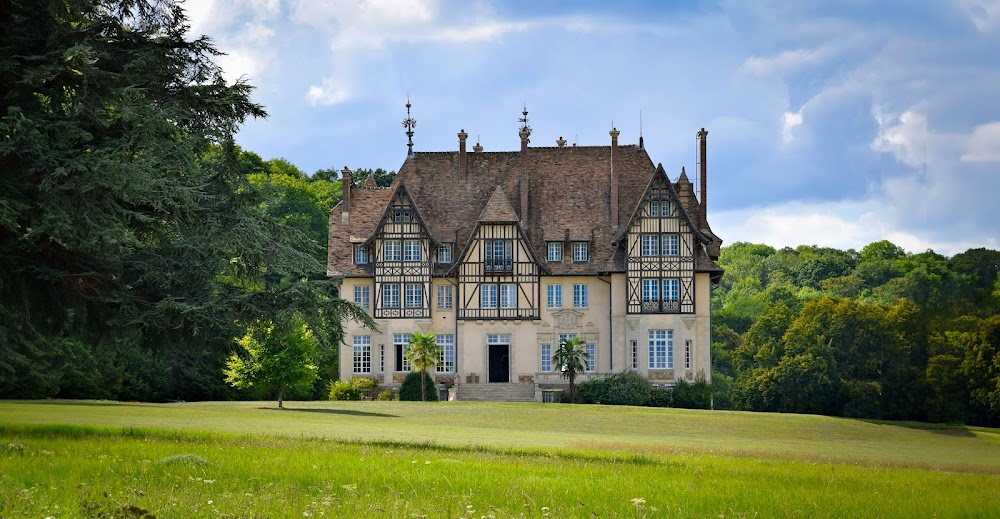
[394,333,412,372]
[685,340,692,369]
[436,334,455,372]
[585,343,596,372]
[353,336,371,373]
[648,329,673,369]
[540,343,552,372]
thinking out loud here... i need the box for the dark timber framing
[369,185,433,319]
[456,222,542,320]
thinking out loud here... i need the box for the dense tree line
[0,0,379,402]
[712,241,1000,425]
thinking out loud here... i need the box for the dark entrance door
[488,344,510,383]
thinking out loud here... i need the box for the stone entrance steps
[454,382,536,402]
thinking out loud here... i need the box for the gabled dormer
[620,165,703,315]
[455,186,544,320]
[367,183,435,318]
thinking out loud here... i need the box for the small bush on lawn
[377,389,395,401]
[399,372,438,401]
[604,371,653,407]
[580,377,610,404]
[650,386,672,407]
[352,377,379,400]
[673,373,712,409]
[328,380,361,401]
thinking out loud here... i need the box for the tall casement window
[403,240,421,262]
[572,242,589,262]
[354,285,370,309]
[641,279,658,301]
[573,284,589,308]
[354,245,369,264]
[394,333,412,372]
[352,336,371,373]
[480,284,498,308]
[499,284,517,309]
[585,343,596,372]
[540,344,552,372]
[546,284,562,309]
[384,240,401,261]
[547,242,563,262]
[641,235,659,257]
[662,234,680,256]
[436,334,455,372]
[404,283,423,308]
[662,279,680,304]
[648,329,673,369]
[437,285,453,309]
[382,283,400,308]
[437,243,453,264]
[485,239,513,272]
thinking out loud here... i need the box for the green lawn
[2,400,999,517]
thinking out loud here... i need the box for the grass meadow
[1,400,998,517]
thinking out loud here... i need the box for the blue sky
[186,0,1000,256]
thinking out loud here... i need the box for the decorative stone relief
[626,316,640,330]
[681,316,696,330]
[552,309,583,329]
[648,371,675,381]
[518,375,535,384]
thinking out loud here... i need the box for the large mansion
[328,114,722,401]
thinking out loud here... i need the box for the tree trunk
[421,371,427,402]
[569,373,576,404]
[278,383,284,409]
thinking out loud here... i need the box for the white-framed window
[384,240,401,261]
[485,240,513,272]
[436,334,455,372]
[641,235,659,257]
[585,343,596,372]
[354,285,370,309]
[437,285,453,309]
[641,279,659,301]
[648,329,673,369]
[649,200,660,217]
[382,283,400,308]
[404,283,423,308]
[684,340,692,369]
[394,333,412,372]
[558,333,576,372]
[572,242,589,262]
[573,284,588,308]
[662,234,680,256]
[437,243,453,263]
[499,283,517,309]
[393,210,411,223]
[403,240,421,262]
[487,334,511,344]
[352,336,371,373]
[354,244,369,264]
[546,284,562,309]
[663,278,680,301]
[547,242,563,262]
[540,344,552,372]
[480,284,498,308]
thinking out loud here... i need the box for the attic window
[354,245,369,264]
[392,210,412,223]
[547,242,563,262]
[572,242,589,263]
[437,243,453,264]
[649,200,670,217]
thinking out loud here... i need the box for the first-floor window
[352,336,371,373]
[354,285,370,309]
[437,284,453,309]
[573,284,589,308]
[648,329,673,369]
[663,278,680,301]
[404,283,423,308]
[547,284,562,308]
[585,343,596,372]
[641,279,659,301]
[394,333,412,372]
[383,283,400,308]
[540,344,552,372]
[481,284,498,308]
[499,283,517,309]
[436,334,455,372]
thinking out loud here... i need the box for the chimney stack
[341,167,353,223]
[458,129,468,179]
[556,136,567,148]
[610,127,620,227]
[473,140,483,153]
[697,128,708,227]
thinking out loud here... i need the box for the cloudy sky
[186,0,1000,256]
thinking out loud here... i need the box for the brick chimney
[340,167,352,223]
[610,127,620,227]
[697,128,708,227]
[519,126,530,223]
[458,129,468,179]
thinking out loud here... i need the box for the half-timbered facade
[329,121,723,401]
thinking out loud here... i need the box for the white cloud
[307,77,351,106]
[781,110,803,146]
[290,0,435,31]
[957,0,1000,31]
[242,22,275,45]
[742,45,837,76]
[961,121,1000,162]
[870,109,929,167]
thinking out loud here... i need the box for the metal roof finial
[518,104,531,140]
[402,96,416,158]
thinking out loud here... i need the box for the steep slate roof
[328,140,723,279]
